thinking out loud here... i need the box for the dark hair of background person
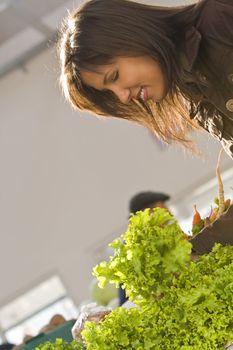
[129,191,170,213]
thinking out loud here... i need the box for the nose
[111,86,130,104]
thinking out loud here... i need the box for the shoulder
[196,0,233,46]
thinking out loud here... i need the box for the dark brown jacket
[183,0,233,158]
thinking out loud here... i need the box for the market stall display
[37,203,233,349]
[79,207,233,350]
[37,151,233,349]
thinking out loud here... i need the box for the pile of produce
[38,209,233,350]
[37,339,85,350]
[80,208,233,350]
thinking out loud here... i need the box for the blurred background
[0,0,232,346]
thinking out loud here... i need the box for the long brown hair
[58,0,204,150]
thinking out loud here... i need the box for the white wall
[0,36,232,309]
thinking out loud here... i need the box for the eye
[111,70,119,82]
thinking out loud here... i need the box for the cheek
[152,65,163,80]
[152,67,165,89]
[122,66,140,84]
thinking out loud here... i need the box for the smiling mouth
[137,87,148,102]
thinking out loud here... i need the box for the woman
[58,0,233,157]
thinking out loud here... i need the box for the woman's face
[80,56,166,104]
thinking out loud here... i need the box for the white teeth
[140,87,145,101]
